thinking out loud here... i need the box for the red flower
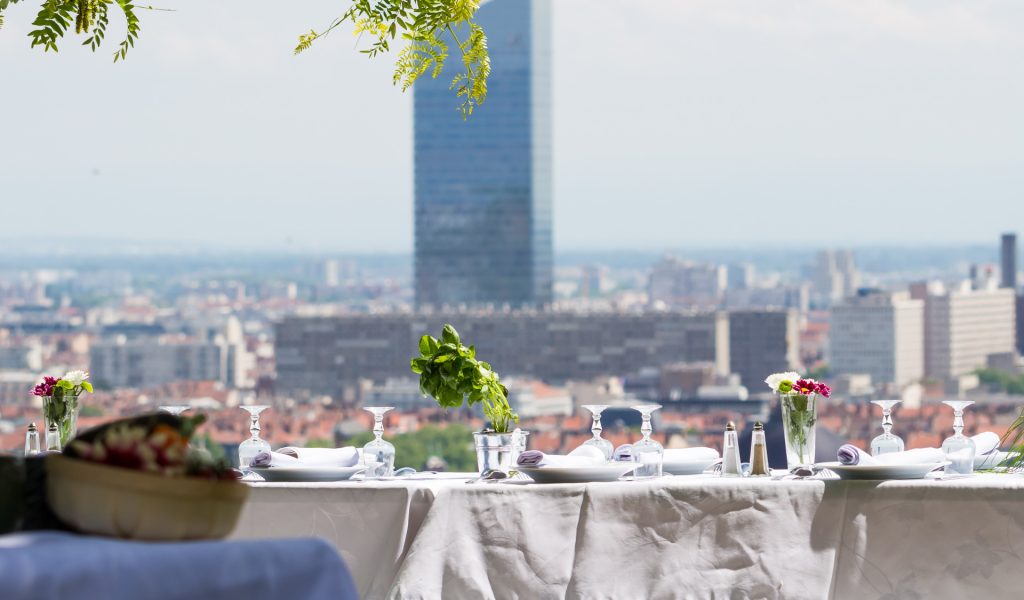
[32,376,60,397]
[793,379,817,395]
[816,382,832,398]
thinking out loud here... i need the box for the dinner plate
[250,465,364,482]
[517,464,635,484]
[815,461,948,481]
[662,458,718,476]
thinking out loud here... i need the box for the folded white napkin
[838,445,945,466]
[262,446,359,467]
[662,447,719,462]
[971,432,1000,456]
[517,445,606,468]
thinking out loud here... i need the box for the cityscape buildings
[1002,233,1018,290]
[275,310,730,396]
[648,257,727,308]
[412,0,553,309]
[829,290,924,387]
[921,285,1017,381]
[727,310,801,389]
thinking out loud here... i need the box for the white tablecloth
[233,474,1024,599]
[0,531,359,600]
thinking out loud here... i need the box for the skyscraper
[1001,233,1017,290]
[830,289,924,387]
[413,0,552,308]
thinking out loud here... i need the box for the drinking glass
[631,404,663,479]
[362,406,396,479]
[237,405,271,476]
[870,400,904,456]
[941,400,976,476]
[580,405,613,460]
[159,405,190,416]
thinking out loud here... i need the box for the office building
[830,290,924,386]
[413,0,552,308]
[649,257,726,308]
[275,310,730,397]
[1002,233,1018,290]
[923,285,1016,380]
[811,250,860,305]
[728,310,801,389]
[90,335,253,389]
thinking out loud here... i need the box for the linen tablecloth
[0,530,358,600]
[235,474,1024,599]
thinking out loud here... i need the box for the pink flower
[32,376,60,397]
[793,379,817,395]
[816,382,832,398]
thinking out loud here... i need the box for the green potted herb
[411,324,525,473]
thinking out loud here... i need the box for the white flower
[765,371,802,392]
[63,370,90,386]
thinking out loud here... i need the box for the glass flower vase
[42,394,80,450]
[780,392,817,470]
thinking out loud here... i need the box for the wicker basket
[46,454,250,541]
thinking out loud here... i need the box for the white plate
[250,466,364,482]
[517,464,635,484]
[663,458,717,476]
[815,461,948,481]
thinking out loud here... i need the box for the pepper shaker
[748,422,770,477]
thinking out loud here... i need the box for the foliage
[1,0,490,114]
[79,405,104,417]
[998,407,1024,472]
[410,324,518,433]
[304,437,335,449]
[976,368,1024,395]
[348,423,476,471]
[295,0,489,118]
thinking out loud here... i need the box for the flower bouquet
[32,370,93,449]
[765,372,831,470]
[46,413,247,540]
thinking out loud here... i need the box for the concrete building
[727,310,801,389]
[275,310,730,398]
[90,335,253,389]
[413,0,552,308]
[1002,233,1017,290]
[649,257,726,308]
[923,285,1017,380]
[811,250,860,305]
[830,290,924,386]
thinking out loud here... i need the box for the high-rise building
[1002,233,1018,290]
[413,0,552,308]
[923,285,1016,380]
[275,310,730,397]
[649,256,726,308]
[811,250,860,305]
[727,310,801,389]
[727,263,755,291]
[830,290,924,387]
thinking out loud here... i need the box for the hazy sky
[2,0,1023,253]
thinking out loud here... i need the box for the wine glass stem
[374,414,383,442]
[641,414,652,442]
[249,414,260,440]
[882,409,892,436]
[953,410,964,437]
[591,414,603,440]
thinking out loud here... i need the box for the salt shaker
[24,422,41,456]
[748,422,770,477]
[46,423,61,452]
[721,421,742,477]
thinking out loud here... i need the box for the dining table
[231,472,1024,600]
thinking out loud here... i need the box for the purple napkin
[251,451,273,468]
[613,444,632,462]
[517,450,544,467]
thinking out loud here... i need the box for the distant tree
[79,405,104,417]
[304,437,335,449]
[348,423,476,471]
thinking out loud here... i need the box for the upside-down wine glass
[631,404,663,479]
[870,400,904,456]
[941,400,976,476]
[362,406,396,479]
[580,405,614,460]
[237,405,271,477]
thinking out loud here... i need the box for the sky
[1,0,1023,253]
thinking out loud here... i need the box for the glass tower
[413,0,552,308]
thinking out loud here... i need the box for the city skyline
[1,1,1022,252]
